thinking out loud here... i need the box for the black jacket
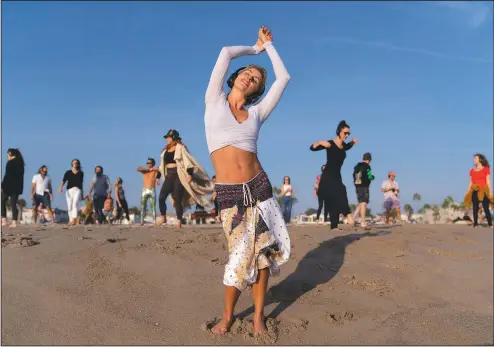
[2,159,24,195]
[353,162,374,187]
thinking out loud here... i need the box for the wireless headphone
[227,66,266,106]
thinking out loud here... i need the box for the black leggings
[159,168,185,221]
[472,191,493,226]
[316,194,329,221]
[324,199,351,230]
[116,199,130,221]
[1,193,19,221]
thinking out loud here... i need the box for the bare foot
[1,218,7,227]
[211,316,233,335]
[346,214,355,225]
[331,228,343,232]
[253,315,267,335]
[156,217,166,226]
[9,221,17,228]
[176,220,182,228]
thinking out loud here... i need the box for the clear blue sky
[2,1,493,215]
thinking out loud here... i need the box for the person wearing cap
[157,129,214,228]
[381,171,401,224]
[352,152,375,228]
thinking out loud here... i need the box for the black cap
[363,152,372,161]
[164,129,181,141]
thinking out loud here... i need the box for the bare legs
[251,268,269,334]
[353,202,367,227]
[212,268,270,335]
[211,285,241,335]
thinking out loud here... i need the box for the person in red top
[467,153,492,227]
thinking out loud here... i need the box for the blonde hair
[243,65,267,93]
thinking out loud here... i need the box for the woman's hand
[186,175,192,184]
[256,26,273,51]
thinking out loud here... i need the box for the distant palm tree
[423,203,431,210]
[432,205,441,223]
[413,193,421,202]
[404,204,414,221]
[17,198,27,221]
[458,201,467,213]
[305,208,317,216]
[441,196,454,209]
[450,204,459,212]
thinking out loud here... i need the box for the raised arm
[205,45,262,103]
[310,140,331,151]
[252,42,291,122]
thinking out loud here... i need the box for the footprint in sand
[342,275,393,296]
[325,311,358,325]
[202,316,307,343]
[210,257,228,266]
[2,235,39,248]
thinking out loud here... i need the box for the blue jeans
[282,196,293,224]
[93,196,106,224]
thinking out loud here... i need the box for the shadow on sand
[236,230,391,320]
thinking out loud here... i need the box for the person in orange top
[467,153,492,227]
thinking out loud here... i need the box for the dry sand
[1,223,493,345]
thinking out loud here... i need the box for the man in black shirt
[352,152,375,228]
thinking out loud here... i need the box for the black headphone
[227,66,266,106]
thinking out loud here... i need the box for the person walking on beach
[204,26,291,335]
[381,171,401,224]
[1,149,25,228]
[31,165,55,225]
[352,152,375,228]
[158,129,213,228]
[58,159,84,225]
[114,178,130,224]
[464,154,492,228]
[87,166,111,225]
[310,120,357,231]
[137,158,161,225]
[315,165,327,222]
[281,176,294,224]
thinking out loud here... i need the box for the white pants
[66,187,82,220]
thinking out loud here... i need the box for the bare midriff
[211,146,262,183]
[142,171,159,189]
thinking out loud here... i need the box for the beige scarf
[159,143,214,212]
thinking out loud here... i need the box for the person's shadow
[236,230,391,319]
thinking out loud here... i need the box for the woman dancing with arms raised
[310,120,357,231]
[205,26,291,335]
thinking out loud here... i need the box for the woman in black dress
[1,148,25,228]
[310,120,358,231]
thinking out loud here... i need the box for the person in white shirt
[381,171,401,224]
[205,26,291,336]
[31,165,55,224]
[281,176,294,224]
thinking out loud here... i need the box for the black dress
[310,140,354,228]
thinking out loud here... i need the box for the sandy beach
[1,223,493,345]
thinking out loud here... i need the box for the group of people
[1,26,492,337]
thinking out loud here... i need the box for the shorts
[383,197,400,210]
[356,186,370,204]
[33,193,51,208]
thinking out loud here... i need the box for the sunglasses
[147,162,153,165]
[343,132,351,136]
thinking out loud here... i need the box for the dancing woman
[158,129,213,228]
[1,148,25,227]
[114,178,130,223]
[204,26,291,335]
[58,159,84,225]
[310,120,357,231]
[464,154,493,227]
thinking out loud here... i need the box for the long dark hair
[7,148,25,167]
[475,153,490,168]
[283,176,291,184]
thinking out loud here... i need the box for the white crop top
[204,42,290,155]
